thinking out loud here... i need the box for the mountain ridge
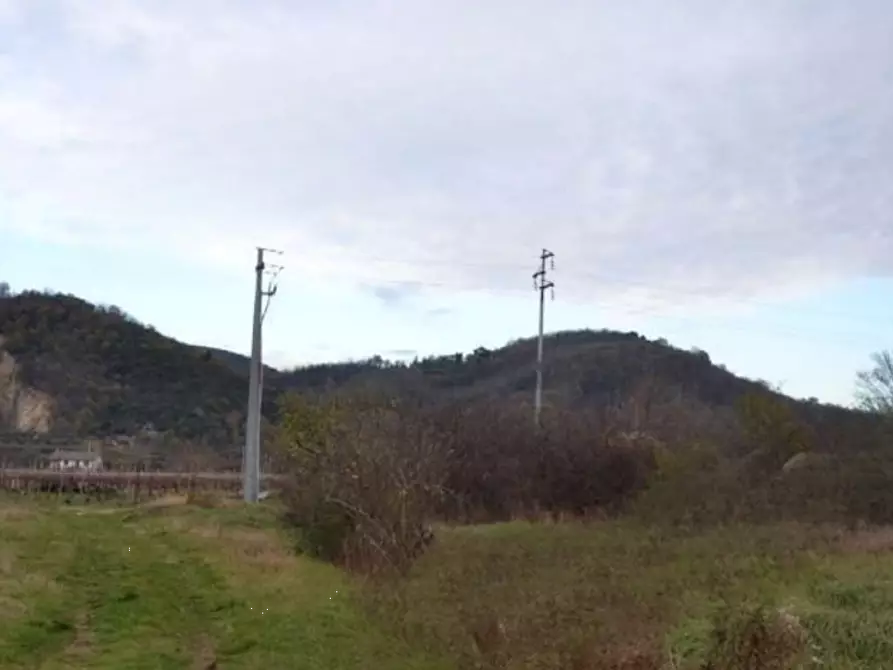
[0,288,875,455]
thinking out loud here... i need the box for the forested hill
[0,290,262,442]
[0,289,872,447]
[279,330,767,406]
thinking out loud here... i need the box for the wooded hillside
[0,289,880,454]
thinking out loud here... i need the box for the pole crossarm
[533,248,555,428]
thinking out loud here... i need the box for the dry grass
[185,489,238,508]
[698,605,814,670]
[832,525,893,554]
[364,519,893,669]
[142,492,190,508]
[183,522,296,575]
[60,612,94,663]
[0,504,35,522]
[0,595,28,623]
[8,493,893,668]
[190,634,218,670]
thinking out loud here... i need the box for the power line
[304,247,889,325]
[350,275,883,351]
[255,247,886,386]
[333,264,889,339]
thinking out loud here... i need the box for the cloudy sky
[2,0,892,406]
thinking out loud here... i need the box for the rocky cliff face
[0,338,53,433]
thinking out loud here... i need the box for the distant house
[47,450,104,473]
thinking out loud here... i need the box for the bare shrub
[770,451,893,526]
[855,350,893,414]
[703,603,815,670]
[735,393,812,480]
[274,391,447,574]
[429,401,657,523]
[631,391,854,529]
[635,435,893,530]
[274,389,663,571]
[632,442,744,528]
[277,380,883,569]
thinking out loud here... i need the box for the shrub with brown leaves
[274,391,447,574]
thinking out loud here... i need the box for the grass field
[384,521,893,668]
[5,495,893,669]
[0,494,450,670]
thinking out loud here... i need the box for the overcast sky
[2,0,892,406]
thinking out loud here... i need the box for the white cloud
[1,0,892,307]
[0,0,20,24]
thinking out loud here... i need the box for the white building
[47,450,104,472]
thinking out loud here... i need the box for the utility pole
[533,248,555,428]
[243,246,283,503]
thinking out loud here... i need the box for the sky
[1,0,892,407]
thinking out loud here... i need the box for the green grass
[0,495,451,670]
[7,495,893,669]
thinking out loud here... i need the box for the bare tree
[856,350,893,414]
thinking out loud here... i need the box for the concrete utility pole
[243,246,283,503]
[533,248,555,428]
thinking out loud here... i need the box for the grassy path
[0,498,451,670]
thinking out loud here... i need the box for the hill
[278,330,768,405]
[185,343,283,383]
[0,289,877,452]
[0,290,265,443]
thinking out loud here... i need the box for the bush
[633,442,744,527]
[771,452,893,525]
[634,437,893,529]
[274,392,663,571]
[429,402,658,523]
[274,391,446,574]
[735,392,812,474]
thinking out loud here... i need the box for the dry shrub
[766,451,893,525]
[630,390,893,529]
[636,442,893,530]
[274,391,446,574]
[702,604,815,670]
[735,393,811,473]
[631,442,748,528]
[430,401,658,523]
[274,391,661,572]
[272,378,893,557]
